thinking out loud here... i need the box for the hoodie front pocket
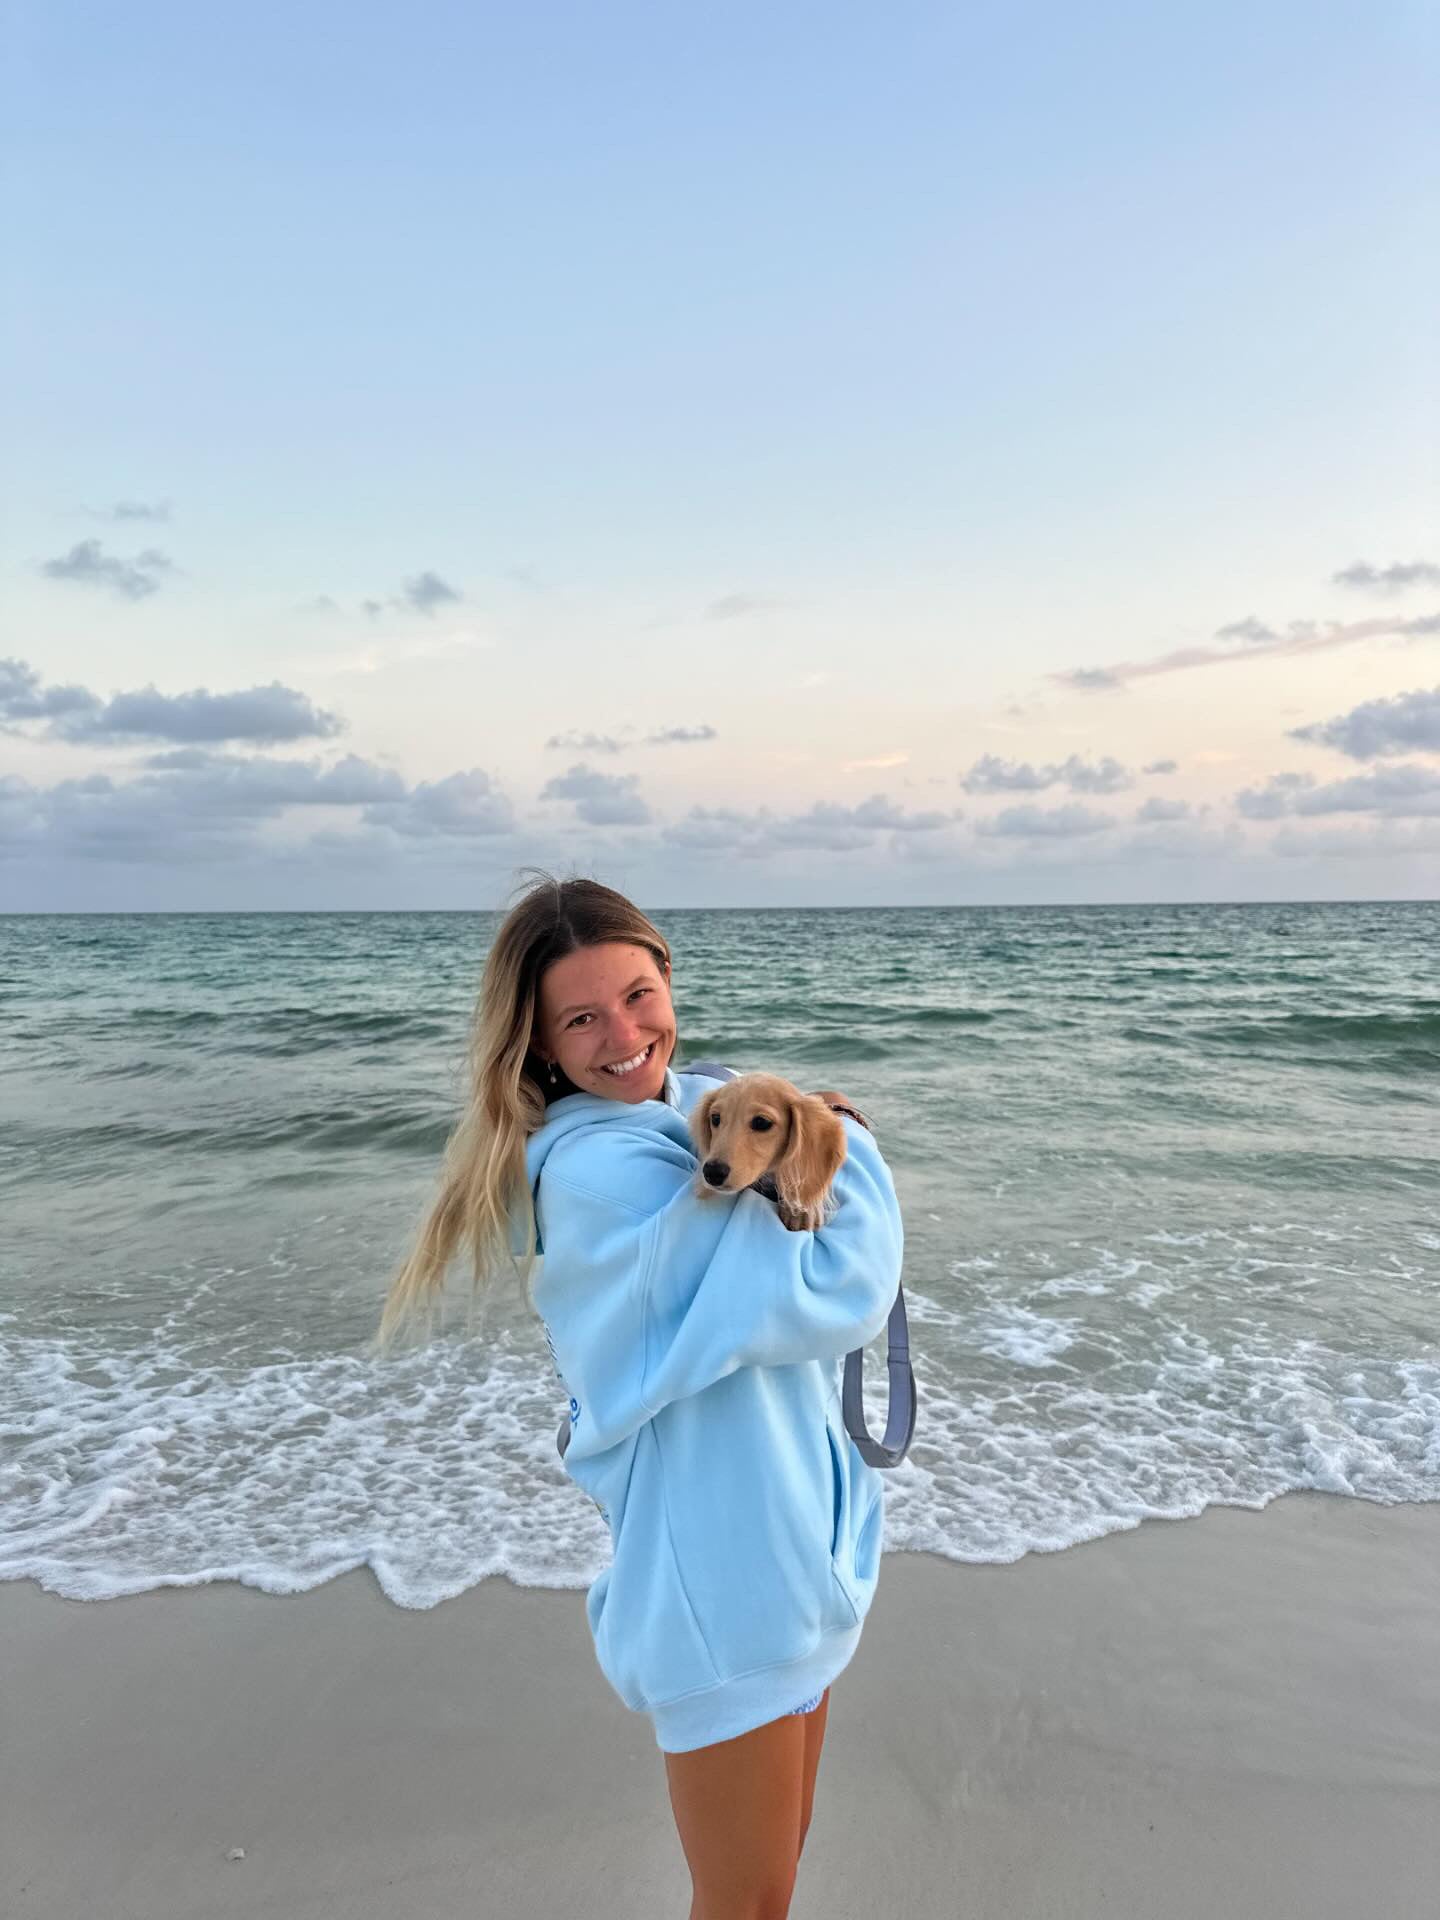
[825,1414,846,1556]
[591,1524,722,1712]
[825,1409,862,1626]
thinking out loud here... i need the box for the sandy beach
[3,1489,1437,1919]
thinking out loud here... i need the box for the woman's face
[534,942,676,1103]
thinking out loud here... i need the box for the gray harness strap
[555,1060,915,1468]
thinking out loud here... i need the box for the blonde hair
[371,869,675,1355]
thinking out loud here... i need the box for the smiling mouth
[600,1040,658,1078]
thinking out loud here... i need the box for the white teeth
[602,1043,653,1076]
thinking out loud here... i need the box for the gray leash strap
[843,1288,916,1469]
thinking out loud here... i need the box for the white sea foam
[0,1322,611,1609]
[3,1264,1435,1607]
[967,1302,1081,1368]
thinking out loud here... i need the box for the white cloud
[1290,685,1440,760]
[1054,606,1440,692]
[961,753,1131,795]
[646,724,718,746]
[542,724,717,754]
[400,570,462,615]
[0,658,98,727]
[0,750,512,866]
[364,768,515,838]
[660,792,948,858]
[1271,819,1440,859]
[1236,764,1440,819]
[82,499,171,523]
[976,803,1116,838]
[40,539,176,600]
[1135,796,1191,823]
[65,681,343,746]
[544,729,627,755]
[1332,560,1440,594]
[539,762,651,826]
[1,657,343,746]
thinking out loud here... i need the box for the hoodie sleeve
[534,1115,903,1438]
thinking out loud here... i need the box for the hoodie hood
[514,1066,693,1258]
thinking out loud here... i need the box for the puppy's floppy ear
[773,1093,846,1216]
[689,1089,718,1157]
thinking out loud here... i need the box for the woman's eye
[568,987,651,1030]
[749,1116,774,1133]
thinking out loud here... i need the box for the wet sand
[3,1490,1437,1918]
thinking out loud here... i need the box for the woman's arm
[536,1117,902,1440]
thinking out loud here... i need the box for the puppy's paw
[776,1197,827,1233]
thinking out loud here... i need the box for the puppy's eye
[708,1111,720,1128]
[749,1116,775,1133]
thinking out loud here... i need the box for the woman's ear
[774,1095,846,1214]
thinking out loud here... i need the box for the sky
[3,0,1438,910]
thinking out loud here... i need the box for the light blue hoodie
[521,1063,905,1753]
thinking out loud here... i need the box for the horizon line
[2,896,1436,918]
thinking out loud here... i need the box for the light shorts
[786,1689,826,1717]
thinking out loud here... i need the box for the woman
[377,871,904,1918]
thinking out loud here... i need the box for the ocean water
[1,903,1436,1609]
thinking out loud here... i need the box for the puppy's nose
[702,1160,730,1187]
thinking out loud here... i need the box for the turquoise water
[1,902,1436,1606]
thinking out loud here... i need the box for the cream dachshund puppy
[689,1073,868,1232]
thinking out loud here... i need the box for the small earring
[547,1061,558,1086]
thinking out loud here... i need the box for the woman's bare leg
[664,1706,811,1919]
[796,1687,830,1862]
